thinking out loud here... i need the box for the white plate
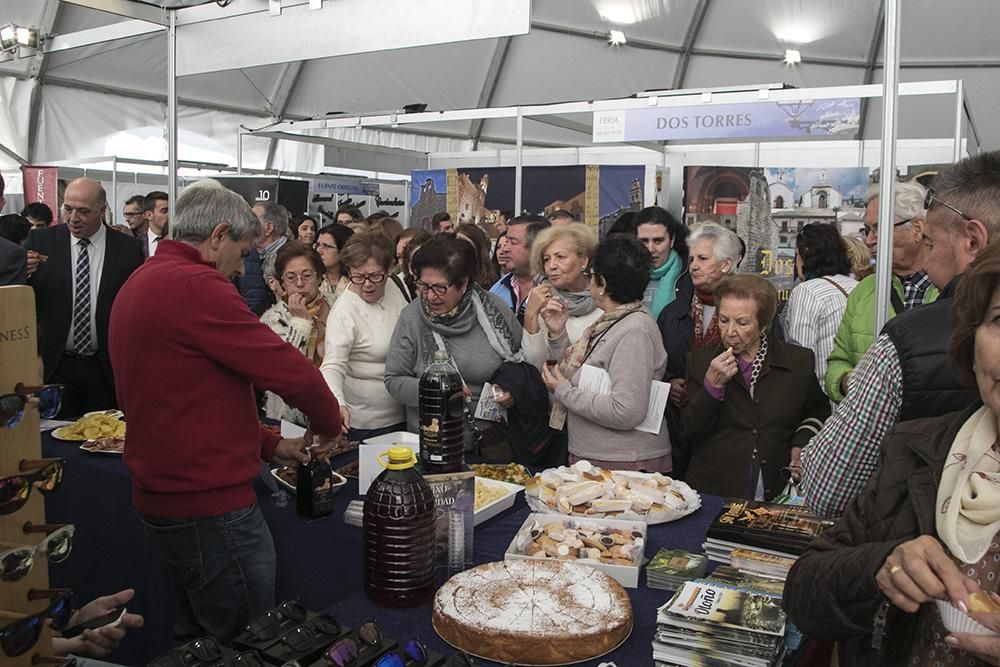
[270,466,347,495]
[52,411,126,441]
[79,440,124,455]
[474,478,522,526]
[84,410,124,419]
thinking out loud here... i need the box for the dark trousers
[51,352,116,419]
[139,504,277,645]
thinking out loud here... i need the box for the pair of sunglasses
[443,655,476,667]
[373,639,429,667]
[244,599,306,642]
[0,589,72,657]
[0,459,64,516]
[1,385,65,428]
[324,620,383,666]
[0,524,74,582]
[150,636,263,667]
[279,614,340,654]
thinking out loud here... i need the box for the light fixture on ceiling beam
[784,49,802,65]
[0,23,40,53]
[608,30,627,47]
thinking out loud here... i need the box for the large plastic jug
[418,351,465,473]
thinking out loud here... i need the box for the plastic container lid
[380,447,417,470]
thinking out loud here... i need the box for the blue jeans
[139,504,276,644]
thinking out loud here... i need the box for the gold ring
[889,565,903,575]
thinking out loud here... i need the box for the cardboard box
[420,464,474,569]
[504,513,646,588]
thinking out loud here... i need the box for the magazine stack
[654,579,786,667]
[702,499,834,565]
[646,548,709,591]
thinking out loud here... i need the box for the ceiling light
[784,49,802,65]
[608,30,627,47]
[0,24,16,51]
[15,26,37,49]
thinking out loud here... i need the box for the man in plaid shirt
[801,152,1000,518]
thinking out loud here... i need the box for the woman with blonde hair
[842,234,873,281]
[522,224,601,369]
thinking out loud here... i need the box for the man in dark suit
[26,177,144,417]
[0,236,26,285]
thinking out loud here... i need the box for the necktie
[72,238,92,354]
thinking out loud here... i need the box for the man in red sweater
[109,179,343,643]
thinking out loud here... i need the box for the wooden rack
[0,285,55,667]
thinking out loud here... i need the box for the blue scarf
[650,249,684,319]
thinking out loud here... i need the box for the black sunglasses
[0,588,73,657]
[0,459,64,516]
[244,599,306,642]
[0,385,65,428]
[925,187,973,221]
[149,636,224,667]
[278,614,340,653]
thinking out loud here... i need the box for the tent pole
[167,9,178,217]
[237,132,244,175]
[954,79,964,161]
[874,0,901,336]
[111,156,118,226]
[514,108,523,214]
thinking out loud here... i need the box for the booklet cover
[648,548,709,577]
[663,581,787,636]
[707,499,834,554]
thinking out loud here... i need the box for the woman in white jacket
[521,225,602,369]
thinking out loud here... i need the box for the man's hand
[788,446,802,482]
[26,250,47,277]
[272,437,309,466]
[875,535,971,614]
[54,589,144,658]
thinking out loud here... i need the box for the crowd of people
[1,148,999,664]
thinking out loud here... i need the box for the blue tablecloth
[42,432,723,666]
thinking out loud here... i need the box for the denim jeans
[139,504,276,644]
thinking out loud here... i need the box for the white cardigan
[320,287,407,430]
[521,307,604,369]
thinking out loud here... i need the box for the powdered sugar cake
[433,559,633,665]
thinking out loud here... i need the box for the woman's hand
[540,297,569,338]
[54,589,144,658]
[788,446,802,482]
[287,292,309,319]
[947,591,1000,664]
[491,386,514,409]
[705,348,739,387]
[875,535,972,613]
[541,361,566,393]
[523,285,552,334]
[339,406,351,433]
[668,378,687,407]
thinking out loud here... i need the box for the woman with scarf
[521,225,601,369]
[315,223,354,304]
[656,221,742,479]
[384,235,522,435]
[635,206,688,320]
[260,242,336,425]
[681,274,829,498]
[540,235,671,472]
[784,242,1000,666]
[781,223,858,387]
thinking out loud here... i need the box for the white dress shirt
[65,223,107,353]
[147,228,163,257]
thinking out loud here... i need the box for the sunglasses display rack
[0,285,57,666]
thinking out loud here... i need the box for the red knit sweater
[109,240,341,517]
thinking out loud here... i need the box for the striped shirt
[799,333,902,518]
[781,274,858,386]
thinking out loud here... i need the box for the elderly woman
[784,242,1000,665]
[634,206,689,320]
[781,223,858,386]
[541,235,671,472]
[522,224,602,369]
[456,223,499,289]
[290,214,318,244]
[315,223,354,303]
[681,274,830,498]
[656,221,742,478]
[260,242,335,425]
[384,235,522,434]
[321,232,408,440]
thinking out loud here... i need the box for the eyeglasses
[122,211,145,218]
[324,620,382,666]
[0,524,74,582]
[244,599,306,642]
[278,614,340,653]
[414,281,451,297]
[862,218,913,237]
[281,271,318,285]
[347,272,386,285]
[1,384,65,428]
[315,242,338,251]
[149,636,227,667]
[373,639,429,667]
[582,268,595,278]
[0,588,73,657]
[0,459,64,516]
[925,187,973,222]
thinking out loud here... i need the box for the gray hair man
[109,179,344,644]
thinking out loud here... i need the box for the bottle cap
[380,447,417,470]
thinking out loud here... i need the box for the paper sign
[280,420,307,438]
[578,365,670,435]
[475,383,506,423]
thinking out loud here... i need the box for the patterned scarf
[747,331,769,397]
[936,406,1000,563]
[691,291,721,351]
[549,301,643,430]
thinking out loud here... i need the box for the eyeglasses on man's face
[414,281,451,297]
[925,187,973,222]
[348,272,386,285]
[281,271,318,285]
[862,218,913,237]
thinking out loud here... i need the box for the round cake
[432,559,633,665]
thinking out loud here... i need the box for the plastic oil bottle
[418,351,465,472]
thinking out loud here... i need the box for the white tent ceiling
[0,0,993,177]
